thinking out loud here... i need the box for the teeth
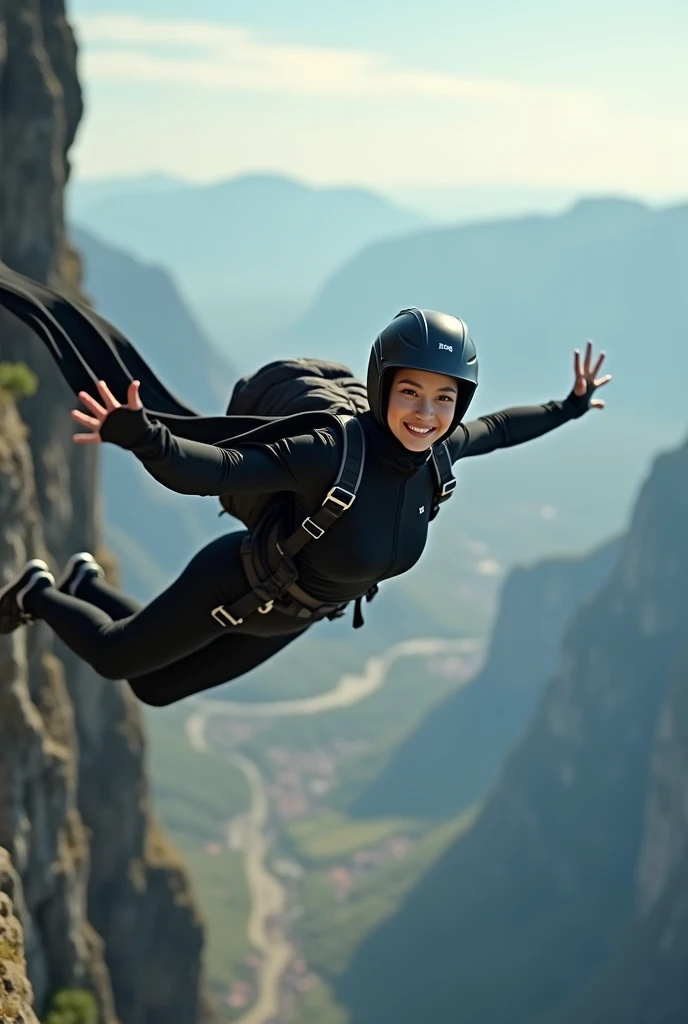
[405,424,434,435]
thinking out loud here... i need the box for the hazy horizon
[69,168,688,226]
[69,0,688,207]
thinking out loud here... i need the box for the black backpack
[217,358,456,530]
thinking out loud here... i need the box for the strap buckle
[324,485,356,510]
[211,605,243,627]
[441,477,457,497]
[301,518,325,540]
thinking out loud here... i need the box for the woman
[0,305,611,707]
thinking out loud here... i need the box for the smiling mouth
[403,422,436,437]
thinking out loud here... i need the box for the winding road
[185,635,481,1023]
[189,636,479,722]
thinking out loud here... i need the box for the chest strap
[212,421,456,629]
[211,416,366,627]
[429,440,456,520]
[281,415,366,558]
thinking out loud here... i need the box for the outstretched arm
[448,341,612,462]
[72,379,327,496]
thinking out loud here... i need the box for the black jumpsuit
[25,394,590,706]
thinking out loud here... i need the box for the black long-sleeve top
[100,392,590,604]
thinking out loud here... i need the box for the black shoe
[56,551,105,597]
[0,559,55,634]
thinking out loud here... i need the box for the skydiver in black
[0,306,611,707]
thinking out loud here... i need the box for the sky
[69,0,688,202]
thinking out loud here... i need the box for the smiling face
[386,367,458,451]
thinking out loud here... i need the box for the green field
[288,981,350,1024]
[145,706,250,838]
[293,809,478,978]
[177,840,252,995]
[225,651,478,783]
[287,813,428,864]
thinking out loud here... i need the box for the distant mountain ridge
[68,172,428,369]
[289,194,671,397]
[73,226,231,413]
[67,173,187,218]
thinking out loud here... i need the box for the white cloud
[70,13,688,194]
[75,13,597,104]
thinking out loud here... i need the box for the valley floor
[178,636,482,1022]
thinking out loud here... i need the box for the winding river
[185,635,481,1023]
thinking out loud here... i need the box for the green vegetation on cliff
[0,361,38,398]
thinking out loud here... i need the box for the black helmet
[367,307,479,438]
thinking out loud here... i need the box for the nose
[414,397,435,421]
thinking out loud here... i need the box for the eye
[400,387,419,397]
[437,395,455,402]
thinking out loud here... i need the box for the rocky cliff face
[0,394,116,1019]
[1,849,40,1024]
[0,4,216,1023]
[556,644,688,1024]
[341,435,688,1024]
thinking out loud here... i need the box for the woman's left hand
[71,379,143,443]
[573,340,612,409]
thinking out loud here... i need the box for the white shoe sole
[0,559,55,616]
[56,551,104,593]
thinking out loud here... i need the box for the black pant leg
[25,531,287,681]
[77,576,143,619]
[129,628,308,706]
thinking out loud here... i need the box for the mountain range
[69,174,427,368]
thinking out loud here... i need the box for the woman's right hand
[71,379,142,444]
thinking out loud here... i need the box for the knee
[89,654,135,682]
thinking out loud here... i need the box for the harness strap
[212,421,455,629]
[281,416,366,559]
[212,415,365,628]
[429,441,456,520]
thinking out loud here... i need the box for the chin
[405,438,433,452]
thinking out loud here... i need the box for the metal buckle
[302,518,325,539]
[441,477,457,497]
[324,485,356,510]
[211,605,243,627]
[257,600,274,615]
